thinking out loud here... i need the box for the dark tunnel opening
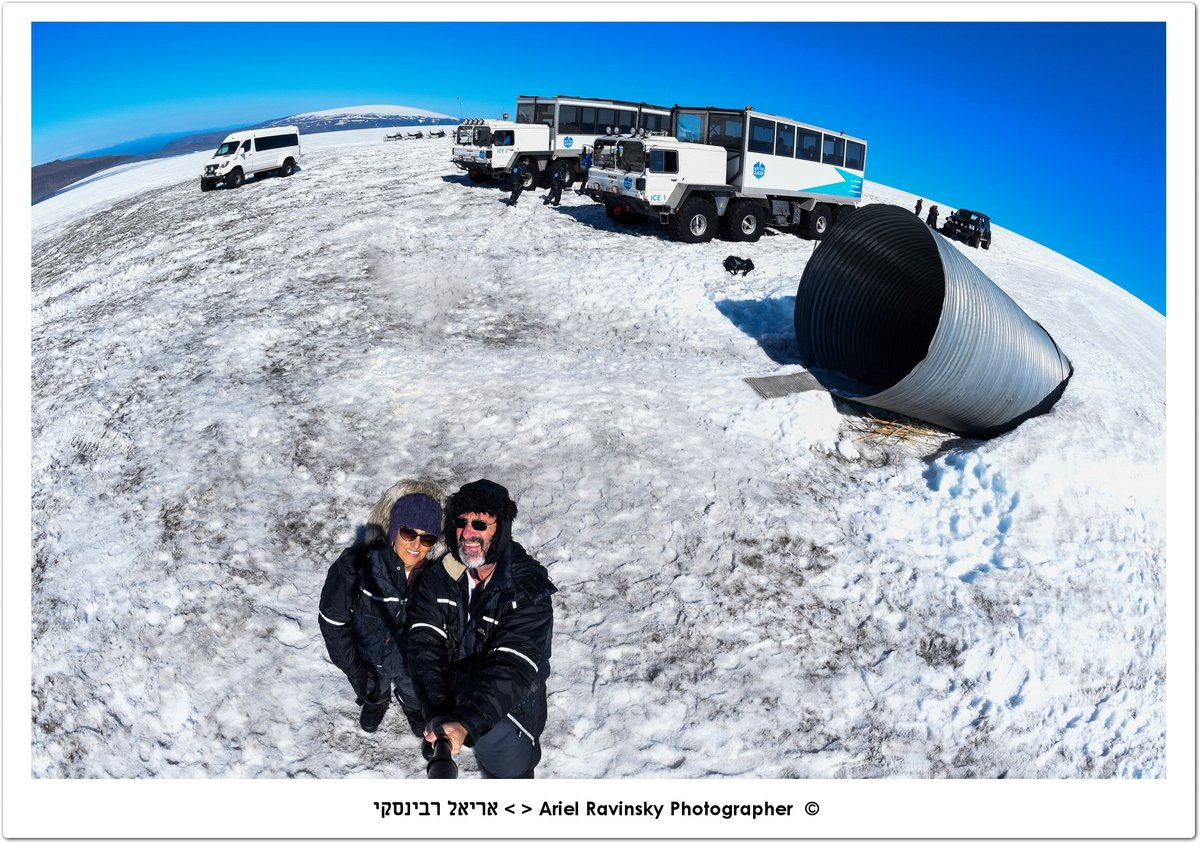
[795,204,945,394]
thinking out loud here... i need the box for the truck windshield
[456,127,474,144]
[214,142,239,157]
[473,126,494,146]
[594,140,644,171]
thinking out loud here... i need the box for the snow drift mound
[794,203,1073,438]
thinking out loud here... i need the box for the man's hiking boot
[402,706,426,739]
[359,701,389,733]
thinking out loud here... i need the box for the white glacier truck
[200,126,301,192]
[584,106,867,242]
[451,94,671,189]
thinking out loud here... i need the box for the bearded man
[406,479,556,778]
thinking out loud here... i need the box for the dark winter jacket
[406,541,556,746]
[318,478,445,706]
[318,539,429,705]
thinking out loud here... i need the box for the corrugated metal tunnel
[794,203,1072,438]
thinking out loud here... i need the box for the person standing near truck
[575,148,592,195]
[914,198,923,216]
[543,168,564,207]
[926,205,939,229]
[507,161,527,206]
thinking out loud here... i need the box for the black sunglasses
[395,527,437,548]
[454,517,495,532]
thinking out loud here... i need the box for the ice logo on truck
[563,137,574,148]
[478,151,486,159]
[753,162,766,179]
[623,176,634,190]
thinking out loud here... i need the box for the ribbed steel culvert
[794,203,1072,438]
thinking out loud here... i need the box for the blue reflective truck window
[797,128,821,161]
[748,117,775,154]
[775,123,796,158]
[845,141,866,171]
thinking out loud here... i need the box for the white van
[200,126,301,191]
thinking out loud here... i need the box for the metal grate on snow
[743,371,826,399]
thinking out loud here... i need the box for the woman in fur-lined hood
[318,478,445,740]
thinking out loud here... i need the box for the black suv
[941,208,992,249]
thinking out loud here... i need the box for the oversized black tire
[519,159,538,190]
[668,195,717,243]
[226,168,244,189]
[200,180,213,192]
[970,232,982,248]
[280,158,295,177]
[550,159,574,189]
[801,203,832,239]
[723,199,765,242]
[982,233,992,250]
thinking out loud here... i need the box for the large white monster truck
[451,94,671,189]
[584,106,867,242]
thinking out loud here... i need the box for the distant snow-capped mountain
[260,104,458,133]
[290,104,455,120]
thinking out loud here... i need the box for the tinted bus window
[845,141,866,171]
[516,102,535,123]
[797,129,821,161]
[598,108,617,133]
[617,109,636,133]
[707,113,743,150]
[822,135,846,166]
[775,124,795,158]
[559,105,581,133]
[748,117,775,154]
[642,112,669,134]
[649,148,678,173]
[676,112,705,143]
[580,107,597,134]
[536,103,555,126]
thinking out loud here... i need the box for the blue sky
[31,21,1167,313]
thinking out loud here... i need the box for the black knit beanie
[444,479,518,566]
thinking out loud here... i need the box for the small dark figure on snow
[543,169,564,207]
[914,198,923,216]
[926,205,939,228]
[507,162,527,206]
[575,149,592,195]
[723,255,755,277]
[319,480,444,742]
